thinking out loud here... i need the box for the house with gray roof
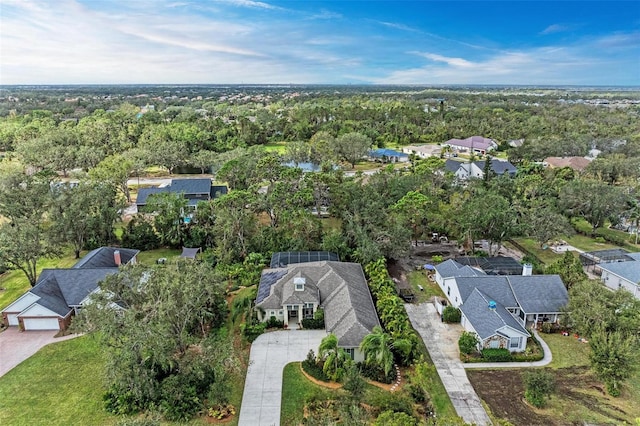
[599,260,640,299]
[2,247,139,331]
[444,136,498,155]
[434,259,486,300]
[136,178,228,211]
[460,289,529,352]
[444,159,517,181]
[255,261,380,361]
[436,260,568,352]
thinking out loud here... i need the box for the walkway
[238,329,326,426]
[0,328,78,377]
[463,329,552,369]
[405,303,492,426]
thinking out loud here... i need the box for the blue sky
[1,0,638,85]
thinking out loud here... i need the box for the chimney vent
[522,263,533,276]
[114,250,121,266]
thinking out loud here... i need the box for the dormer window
[294,277,305,291]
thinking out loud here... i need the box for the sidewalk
[462,329,552,369]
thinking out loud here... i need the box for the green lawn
[0,336,112,426]
[562,233,618,252]
[407,270,445,303]
[509,238,561,265]
[542,332,591,369]
[281,362,334,425]
[135,248,181,266]
[263,142,287,153]
[0,251,79,310]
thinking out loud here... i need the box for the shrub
[540,322,554,334]
[458,331,479,355]
[302,350,330,382]
[522,370,555,408]
[442,306,461,323]
[370,391,415,416]
[374,410,418,426]
[358,361,394,384]
[115,418,161,426]
[242,322,266,342]
[481,348,513,362]
[159,375,202,421]
[265,316,284,329]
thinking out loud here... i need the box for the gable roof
[599,261,640,285]
[136,187,167,206]
[31,268,118,316]
[460,288,529,340]
[507,275,568,313]
[444,159,469,174]
[456,276,518,307]
[544,156,591,171]
[256,261,380,347]
[72,247,139,269]
[445,136,497,151]
[435,259,486,279]
[473,159,517,176]
[369,148,409,159]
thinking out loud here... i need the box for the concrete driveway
[405,303,491,426]
[0,327,78,377]
[238,330,326,426]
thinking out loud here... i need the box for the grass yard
[561,233,618,253]
[0,251,79,310]
[263,141,287,153]
[281,362,334,425]
[510,238,561,265]
[407,270,445,303]
[543,332,591,369]
[0,336,112,426]
[135,248,181,266]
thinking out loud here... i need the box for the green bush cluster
[302,309,325,329]
[458,331,479,355]
[265,315,284,329]
[442,306,461,323]
[302,350,330,382]
[365,259,420,364]
[481,348,513,362]
[522,370,555,408]
[242,322,266,342]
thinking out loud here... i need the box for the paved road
[0,328,78,377]
[238,330,326,426]
[405,303,492,426]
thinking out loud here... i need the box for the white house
[599,257,640,299]
[435,259,568,352]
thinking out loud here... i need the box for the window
[344,348,355,360]
[270,311,275,316]
[489,340,500,349]
[278,310,283,315]
[447,287,450,296]
[510,337,521,349]
[304,303,314,308]
[295,283,304,291]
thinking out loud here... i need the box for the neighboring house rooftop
[459,288,529,340]
[598,261,640,284]
[73,247,139,269]
[475,159,517,176]
[444,136,497,151]
[136,179,228,207]
[454,256,523,275]
[435,259,486,279]
[270,251,339,268]
[544,156,592,171]
[369,148,409,159]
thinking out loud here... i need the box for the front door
[289,309,298,319]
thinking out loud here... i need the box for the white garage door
[7,314,19,326]
[22,317,60,330]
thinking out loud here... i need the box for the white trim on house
[601,269,640,299]
[18,303,61,319]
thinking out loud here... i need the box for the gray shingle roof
[507,275,568,313]
[256,261,380,347]
[444,159,468,174]
[31,268,118,316]
[599,261,640,284]
[460,288,529,340]
[457,276,518,307]
[473,159,517,176]
[436,259,486,279]
[73,247,139,269]
[136,187,167,206]
[169,178,212,195]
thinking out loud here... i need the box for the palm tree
[318,333,351,381]
[359,326,412,378]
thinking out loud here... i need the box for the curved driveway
[238,330,326,426]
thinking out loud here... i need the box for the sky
[0,0,639,86]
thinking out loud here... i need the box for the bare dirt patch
[467,367,631,425]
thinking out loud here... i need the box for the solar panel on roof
[256,270,287,303]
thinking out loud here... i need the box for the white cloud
[410,52,474,68]
[376,20,421,33]
[540,24,569,35]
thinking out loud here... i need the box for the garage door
[7,314,19,326]
[22,317,60,331]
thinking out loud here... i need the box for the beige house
[255,261,380,361]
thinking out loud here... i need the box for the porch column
[283,307,288,324]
